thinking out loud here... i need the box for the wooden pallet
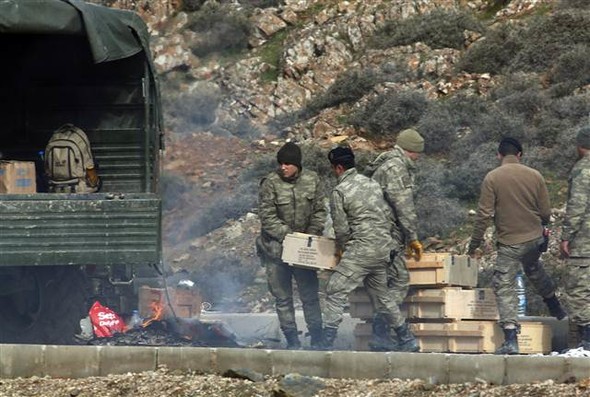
[353,320,552,354]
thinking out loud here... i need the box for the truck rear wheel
[0,266,88,345]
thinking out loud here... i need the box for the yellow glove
[408,240,423,261]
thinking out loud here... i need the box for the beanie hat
[576,125,590,149]
[498,137,523,156]
[277,142,302,168]
[328,146,355,168]
[396,129,425,153]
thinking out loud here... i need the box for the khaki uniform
[324,168,406,329]
[369,145,418,304]
[257,168,326,336]
[471,155,556,327]
[562,153,590,326]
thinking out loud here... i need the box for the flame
[142,301,164,327]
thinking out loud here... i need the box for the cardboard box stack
[350,252,552,354]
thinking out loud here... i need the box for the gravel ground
[0,367,589,397]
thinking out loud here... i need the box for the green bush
[181,0,206,12]
[219,117,263,139]
[511,12,590,73]
[443,142,498,202]
[414,159,467,238]
[491,73,545,117]
[370,8,483,50]
[301,69,384,120]
[557,0,590,9]
[417,101,458,154]
[549,45,590,92]
[187,3,252,57]
[350,90,428,138]
[458,23,523,74]
[462,11,590,76]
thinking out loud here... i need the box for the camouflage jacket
[368,145,418,243]
[562,153,590,257]
[257,168,326,260]
[330,168,395,260]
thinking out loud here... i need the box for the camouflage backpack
[45,123,99,193]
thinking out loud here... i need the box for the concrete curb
[1,344,589,384]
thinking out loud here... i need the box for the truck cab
[0,0,164,344]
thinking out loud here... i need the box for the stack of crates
[349,252,552,354]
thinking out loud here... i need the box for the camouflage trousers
[386,250,410,305]
[323,254,406,330]
[263,258,322,334]
[494,237,557,328]
[564,258,590,326]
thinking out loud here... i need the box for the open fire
[84,299,242,348]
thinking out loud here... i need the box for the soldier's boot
[284,329,301,350]
[393,323,420,352]
[308,327,323,350]
[543,295,567,320]
[495,326,519,355]
[321,327,338,350]
[578,325,590,350]
[368,314,398,352]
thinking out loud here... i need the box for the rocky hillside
[98,0,589,312]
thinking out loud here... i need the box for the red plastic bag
[89,301,126,337]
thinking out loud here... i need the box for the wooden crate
[405,287,499,321]
[138,286,202,319]
[282,232,338,270]
[349,286,498,321]
[353,320,552,354]
[406,253,478,287]
[348,287,409,320]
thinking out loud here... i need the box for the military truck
[0,0,164,344]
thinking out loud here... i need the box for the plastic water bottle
[516,271,527,317]
[128,309,142,329]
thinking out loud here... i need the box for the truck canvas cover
[0,0,163,267]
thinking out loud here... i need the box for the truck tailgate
[0,193,161,266]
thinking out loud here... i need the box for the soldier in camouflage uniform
[468,137,566,355]
[560,126,590,350]
[321,146,419,352]
[366,129,425,349]
[257,142,325,349]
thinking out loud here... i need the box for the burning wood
[141,301,165,328]
[85,300,242,348]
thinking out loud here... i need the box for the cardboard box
[353,321,552,354]
[405,287,499,321]
[138,286,202,319]
[281,232,338,270]
[0,160,36,193]
[406,253,478,287]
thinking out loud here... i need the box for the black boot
[543,295,567,320]
[578,325,590,350]
[284,329,301,350]
[393,323,420,352]
[321,327,338,350]
[368,314,398,352]
[495,326,519,355]
[308,327,323,350]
